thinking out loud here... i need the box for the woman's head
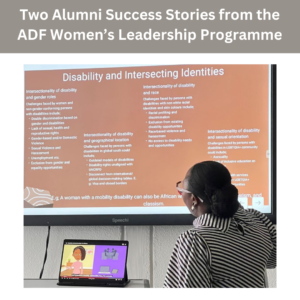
[180,161,239,218]
[73,246,86,261]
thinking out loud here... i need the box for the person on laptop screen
[71,246,86,275]
[164,161,276,288]
[61,246,86,275]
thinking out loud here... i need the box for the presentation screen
[24,64,276,225]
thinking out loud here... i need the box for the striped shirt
[163,207,276,288]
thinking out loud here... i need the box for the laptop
[57,239,130,287]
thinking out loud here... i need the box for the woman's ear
[192,194,199,206]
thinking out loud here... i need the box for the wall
[24,225,277,288]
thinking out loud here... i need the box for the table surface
[24,279,150,288]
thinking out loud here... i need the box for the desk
[24,279,150,288]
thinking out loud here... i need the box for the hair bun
[211,184,239,218]
[187,161,240,218]
[221,183,233,192]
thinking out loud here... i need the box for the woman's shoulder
[244,207,265,216]
[243,208,272,223]
[173,229,210,256]
[239,208,275,233]
[176,228,208,245]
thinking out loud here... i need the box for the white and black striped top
[163,207,276,288]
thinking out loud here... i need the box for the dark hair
[73,246,86,260]
[186,161,239,218]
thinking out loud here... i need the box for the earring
[191,203,196,210]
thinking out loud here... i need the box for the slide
[24,64,271,214]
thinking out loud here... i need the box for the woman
[71,246,86,275]
[163,161,276,288]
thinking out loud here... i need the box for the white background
[0,54,298,298]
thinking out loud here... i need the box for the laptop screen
[59,240,128,281]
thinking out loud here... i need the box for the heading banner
[0,0,299,53]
